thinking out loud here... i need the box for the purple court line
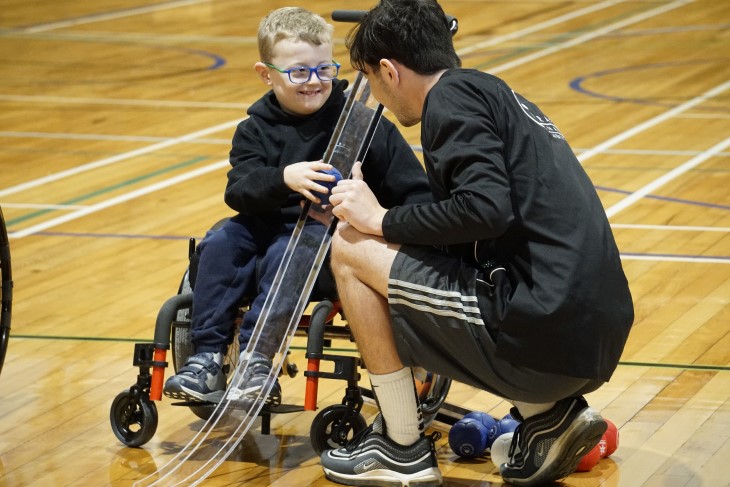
[30,231,728,262]
[595,186,730,211]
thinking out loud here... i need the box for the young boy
[163,7,431,406]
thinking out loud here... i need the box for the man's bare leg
[330,223,402,374]
[331,223,422,444]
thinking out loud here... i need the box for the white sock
[370,367,424,446]
[512,401,555,419]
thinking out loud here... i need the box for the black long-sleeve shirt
[383,69,633,381]
[225,79,432,220]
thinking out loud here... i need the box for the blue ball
[487,418,520,448]
[313,168,343,205]
[464,411,497,434]
[448,417,489,458]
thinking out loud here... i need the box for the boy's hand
[330,162,386,236]
[283,160,340,204]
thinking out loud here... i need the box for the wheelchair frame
[110,236,461,452]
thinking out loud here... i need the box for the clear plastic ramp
[134,72,381,486]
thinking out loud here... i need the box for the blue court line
[569,59,730,108]
[6,155,208,227]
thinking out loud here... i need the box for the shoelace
[506,422,525,467]
[345,424,375,452]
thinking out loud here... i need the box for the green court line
[7,334,728,371]
[7,155,208,226]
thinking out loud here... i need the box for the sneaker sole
[163,384,224,404]
[323,467,442,487]
[503,407,607,486]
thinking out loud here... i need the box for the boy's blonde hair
[258,7,334,63]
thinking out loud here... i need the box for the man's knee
[331,224,358,274]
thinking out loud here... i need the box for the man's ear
[379,59,400,86]
[254,62,272,85]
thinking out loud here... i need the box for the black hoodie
[383,70,633,381]
[225,78,432,222]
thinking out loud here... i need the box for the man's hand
[329,162,386,236]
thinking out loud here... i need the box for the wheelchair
[0,206,11,377]
[110,220,455,452]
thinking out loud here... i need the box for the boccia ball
[464,411,497,436]
[490,431,514,468]
[576,442,601,472]
[487,418,520,449]
[448,417,489,458]
[602,419,619,457]
[502,412,516,421]
[313,167,343,205]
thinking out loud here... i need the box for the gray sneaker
[163,352,226,403]
[500,396,607,486]
[321,424,442,487]
[226,352,282,407]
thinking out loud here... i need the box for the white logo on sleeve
[512,90,565,140]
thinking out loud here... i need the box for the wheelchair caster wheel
[286,363,298,378]
[310,404,367,455]
[110,388,158,447]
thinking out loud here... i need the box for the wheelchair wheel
[110,388,158,447]
[169,268,240,421]
[0,206,11,377]
[415,368,452,423]
[310,404,367,455]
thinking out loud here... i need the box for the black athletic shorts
[388,244,602,403]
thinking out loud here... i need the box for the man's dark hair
[346,0,461,75]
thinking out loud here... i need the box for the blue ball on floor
[464,411,497,440]
[487,418,520,449]
[449,417,489,458]
[502,412,516,421]
[313,167,343,205]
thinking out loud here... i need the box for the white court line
[0,118,241,198]
[577,81,730,163]
[612,223,730,233]
[621,254,729,264]
[0,130,230,145]
[606,136,730,218]
[0,94,243,110]
[8,160,230,239]
[22,0,210,34]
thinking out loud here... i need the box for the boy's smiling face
[260,38,335,117]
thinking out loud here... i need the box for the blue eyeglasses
[264,62,341,84]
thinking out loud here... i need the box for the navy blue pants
[190,214,324,356]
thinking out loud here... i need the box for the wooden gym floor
[0,0,728,485]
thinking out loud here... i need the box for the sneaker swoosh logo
[361,459,379,471]
[536,444,546,457]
